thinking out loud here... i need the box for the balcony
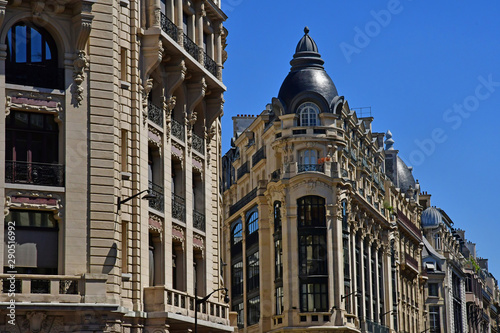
[144,287,229,328]
[252,146,266,167]
[148,101,163,127]
[5,161,64,187]
[0,274,81,303]
[229,187,257,216]
[203,51,218,77]
[149,181,164,212]
[183,34,200,60]
[237,162,249,180]
[397,210,422,241]
[297,164,324,173]
[172,118,185,141]
[193,209,205,232]
[160,12,178,40]
[172,193,186,222]
[192,133,205,154]
[6,64,64,90]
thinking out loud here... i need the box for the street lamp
[117,189,156,211]
[194,287,230,333]
[341,290,361,301]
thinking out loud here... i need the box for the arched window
[434,233,441,250]
[6,22,62,89]
[298,102,319,126]
[299,149,318,165]
[232,221,243,245]
[247,211,259,235]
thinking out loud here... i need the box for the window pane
[31,28,43,62]
[15,25,27,63]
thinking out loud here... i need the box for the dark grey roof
[396,156,416,193]
[278,27,338,114]
[422,207,442,228]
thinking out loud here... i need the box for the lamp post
[194,286,230,333]
[117,189,156,211]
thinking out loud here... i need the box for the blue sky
[220,1,500,278]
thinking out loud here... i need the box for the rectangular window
[299,234,327,276]
[428,283,439,297]
[121,129,128,172]
[120,47,127,81]
[275,286,284,315]
[4,210,58,275]
[275,238,283,281]
[231,261,243,297]
[247,296,260,326]
[232,302,244,328]
[429,306,441,333]
[300,280,328,312]
[247,251,259,291]
[122,221,128,273]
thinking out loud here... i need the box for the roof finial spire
[304,26,309,35]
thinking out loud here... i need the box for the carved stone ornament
[73,51,89,106]
[142,78,154,125]
[192,155,203,174]
[5,190,63,220]
[171,141,184,162]
[193,234,204,253]
[149,212,163,235]
[164,95,176,139]
[172,224,185,243]
[0,0,8,28]
[6,94,64,121]
[148,125,163,151]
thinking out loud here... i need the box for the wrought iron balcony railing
[237,162,249,179]
[229,188,257,216]
[5,161,64,187]
[148,181,164,212]
[192,133,204,154]
[204,52,218,77]
[297,164,324,173]
[148,101,163,127]
[172,193,186,222]
[160,12,178,40]
[193,209,205,232]
[171,118,185,141]
[252,146,266,166]
[183,33,200,60]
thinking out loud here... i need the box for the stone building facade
[0,0,231,332]
[222,28,426,333]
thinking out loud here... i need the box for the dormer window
[298,102,319,126]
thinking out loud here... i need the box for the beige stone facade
[222,30,425,332]
[0,0,232,332]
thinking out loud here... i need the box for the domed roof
[396,156,416,193]
[422,207,442,228]
[278,27,338,114]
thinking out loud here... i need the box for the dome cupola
[421,207,442,228]
[278,27,339,114]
